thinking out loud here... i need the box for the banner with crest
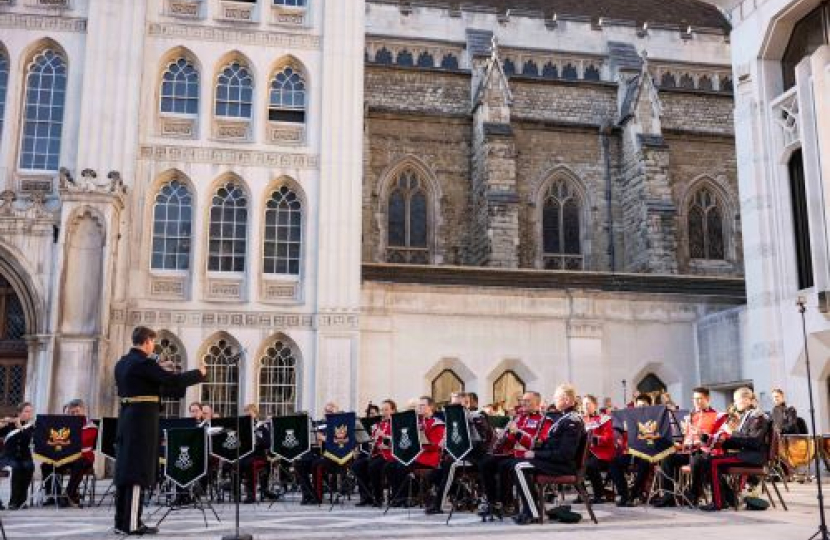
[209,416,254,462]
[271,414,311,462]
[32,414,84,467]
[617,405,676,462]
[443,405,473,461]
[322,412,356,465]
[390,410,422,466]
[164,427,208,488]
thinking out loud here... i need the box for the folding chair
[535,433,598,524]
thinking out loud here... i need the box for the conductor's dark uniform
[114,347,205,534]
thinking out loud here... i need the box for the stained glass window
[386,169,429,264]
[259,338,298,418]
[688,187,725,260]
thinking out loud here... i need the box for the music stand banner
[165,427,208,489]
[271,414,311,462]
[97,417,118,461]
[322,412,356,465]
[32,414,84,467]
[443,405,473,461]
[391,410,422,466]
[210,416,254,462]
[619,405,676,462]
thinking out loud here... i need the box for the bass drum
[779,434,815,468]
[821,435,830,460]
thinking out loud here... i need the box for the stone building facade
[0,0,750,418]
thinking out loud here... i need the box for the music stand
[31,414,84,510]
[442,405,476,525]
[95,417,118,507]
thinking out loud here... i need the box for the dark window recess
[584,65,600,81]
[522,60,538,76]
[269,109,305,123]
[789,149,814,290]
[396,50,414,66]
[440,54,458,69]
[542,62,558,79]
[417,52,434,68]
[661,72,676,88]
[502,59,515,76]
[375,48,393,64]
[562,63,578,80]
[782,4,828,91]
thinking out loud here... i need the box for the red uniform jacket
[682,408,728,450]
[81,419,98,464]
[416,416,445,468]
[584,413,616,461]
[502,412,544,458]
[371,419,394,462]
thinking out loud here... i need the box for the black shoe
[424,505,443,515]
[616,498,637,507]
[699,502,720,512]
[653,495,676,508]
[513,512,539,526]
[134,524,159,535]
[300,496,319,505]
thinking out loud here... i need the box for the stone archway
[0,274,28,416]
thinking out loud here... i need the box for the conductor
[113,326,207,535]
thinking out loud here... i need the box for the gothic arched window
[208,182,247,272]
[200,338,240,418]
[160,57,199,115]
[493,370,525,410]
[688,187,725,260]
[151,179,192,270]
[20,49,67,171]
[0,49,8,139]
[417,51,434,68]
[264,185,302,275]
[720,77,733,93]
[431,369,464,406]
[155,333,185,418]
[440,54,459,70]
[502,59,516,76]
[542,179,582,270]
[542,62,558,79]
[584,64,600,81]
[259,338,298,418]
[215,61,253,119]
[562,63,578,80]
[679,73,695,89]
[522,60,538,76]
[269,65,306,123]
[660,72,677,88]
[782,4,829,91]
[698,75,713,91]
[396,50,414,66]
[375,47,393,64]
[386,169,429,264]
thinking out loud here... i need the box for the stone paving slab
[0,480,826,540]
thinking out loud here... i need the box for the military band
[0,326,795,535]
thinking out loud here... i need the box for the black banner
[391,410,422,466]
[443,405,473,461]
[209,416,254,462]
[97,417,118,460]
[164,427,208,488]
[32,414,84,467]
[358,416,382,454]
[271,414,311,462]
[322,412,356,465]
[618,405,676,462]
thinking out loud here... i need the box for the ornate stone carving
[150,277,186,299]
[159,116,197,139]
[0,12,86,32]
[147,22,320,49]
[207,279,242,300]
[167,0,202,18]
[214,119,251,141]
[29,0,70,8]
[267,123,305,145]
[270,5,305,26]
[139,144,319,169]
[118,308,330,329]
[59,167,127,196]
[770,87,799,152]
[567,320,603,339]
[220,1,255,22]
[263,282,298,301]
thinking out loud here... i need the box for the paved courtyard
[0,480,827,540]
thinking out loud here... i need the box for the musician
[201,404,215,421]
[352,399,396,507]
[511,384,584,525]
[188,401,204,422]
[240,404,273,503]
[617,393,655,505]
[296,402,341,504]
[385,396,445,507]
[365,403,381,418]
[113,326,206,536]
[654,387,727,507]
[41,398,98,508]
[697,387,771,511]
[771,389,800,435]
[478,391,544,519]
[581,394,623,505]
[0,401,34,510]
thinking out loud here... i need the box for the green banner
[271,414,311,462]
[165,427,207,488]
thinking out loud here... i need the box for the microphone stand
[221,351,252,540]
[797,297,829,540]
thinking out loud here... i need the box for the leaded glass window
[661,72,677,88]
[542,179,582,270]
[200,338,239,418]
[431,370,464,407]
[264,186,302,275]
[522,60,538,76]
[375,48,393,64]
[269,66,306,123]
[208,182,247,272]
[386,169,429,264]
[259,338,298,418]
[155,334,184,418]
[274,0,306,5]
[688,187,725,260]
[440,54,458,70]
[493,371,525,411]
[151,180,192,271]
[160,58,199,115]
[0,51,8,140]
[19,49,67,171]
[215,62,253,119]
[0,276,26,417]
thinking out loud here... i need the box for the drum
[821,435,830,460]
[779,434,815,468]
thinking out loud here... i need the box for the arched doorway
[0,275,27,416]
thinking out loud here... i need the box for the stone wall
[660,91,735,135]
[365,67,470,115]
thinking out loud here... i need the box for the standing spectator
[771,389,800,434]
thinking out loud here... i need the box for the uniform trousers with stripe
[511,459,573,519]
[114,485,145,533]
[479,455,518,505]
[696,455,744,508]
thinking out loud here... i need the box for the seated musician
[201,404,215,422]
[478,391,544,519]
[239,404,274,503]
[697,387,770,511]
[616,394,655,505]
[352,399,396,507]
[581,394,620,505]
[0,401,35,510]
[296,402,340,504]
[654,386,726,507]
[188,401,204,423]
[510,384,584,525]
[42,399,98,508]
[384,396,445,507]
